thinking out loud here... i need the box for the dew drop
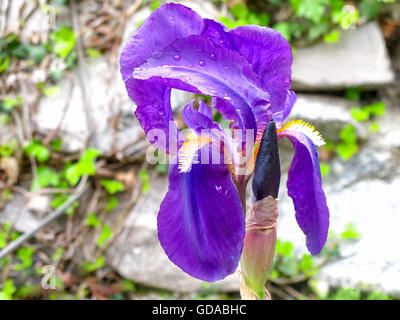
[157,110,165,116]
[215,185,223,194]
[174,54,181,61]
[284,75,291,84]
[210,53,217,61]
[199,60,206,66]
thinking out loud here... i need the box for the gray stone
[292,22,395,90]
[106,176,240,293]
[0,193,42,233]
[286,94,366,142]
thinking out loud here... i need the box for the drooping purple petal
[278,130,329,255]
[133,35,270,137]
[182,101,240,169]
[158,151,245,281]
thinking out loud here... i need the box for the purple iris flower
[120,3,329,282]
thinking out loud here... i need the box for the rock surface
[292,22,395,90]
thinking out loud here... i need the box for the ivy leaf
[101,179,125,195]
[85,213,100,228]
[24,140,50,163]
[97,224,112,247]
[50,26,76,58]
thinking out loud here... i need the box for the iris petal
[158,151,245,281]
[229,26,293,126]
[133,35,270,136]
[278,129,330,255]
[120,3,204,81]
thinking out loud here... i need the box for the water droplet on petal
[157,110,165,116]
[215,185,223,194]
[199,60,206,66]
[198,48,203,53]
[174,54,181,61]
[210,53,217,61]
[284,75,291,84]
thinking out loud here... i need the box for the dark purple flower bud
[252,120,281,200]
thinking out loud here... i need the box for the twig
[0,175,89,260]
[70,0,95,147]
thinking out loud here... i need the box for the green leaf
[339,124,357,144]
[50,138,62,151]
[299,254,317,277]
[33,165,60,191]
[85,212,100,227]
[51,247,64,261]
[106,196,118,211]
[24,140,50,162]
[4,96,22,110]
[43,86,60,97]
[0,57,11,73]
[86,48,102,58]
[366,291,392,300]
[276,239,293,257]
[273,22,291,41]
[15,247,34,270]
[97,224,112,247]
[151,0,161,11]
[101,179,125,195]
[330,288,360,300]
[0,140,17,157]
[290,0,329,23]
[323,30,340,43]
[320,162,331,177]
[335,142,358,161]
[65,148,99,186]
[82,256,105,272]
[360,0,382,20]
[51,194,79,215]
[364,101,385,116]
[369,122,379,132]
[50,26,76,58]
[345,87,361,101]
[139,169,150,193]
[350,107,370,122]
[27,44,47,64]
[0,280,16,300]
[341,222,361,240]
[230,4,249,20]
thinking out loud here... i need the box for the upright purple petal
[274,90,297,128]
[120,3,205,154]
[158,151,245,281]
[229,26,293,123]
[133,35,270,136]
[120,3,204,81]
[278,130,329,255]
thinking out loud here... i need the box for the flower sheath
[120,3,330,284]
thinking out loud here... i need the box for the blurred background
[0,0,399,300]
